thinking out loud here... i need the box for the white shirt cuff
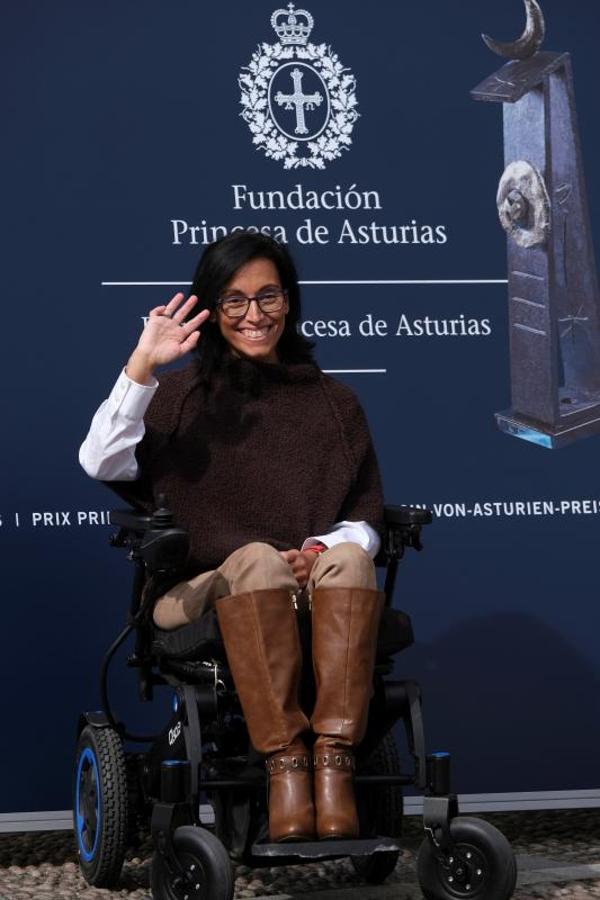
[108,368,158,420]
[302,520,381,558]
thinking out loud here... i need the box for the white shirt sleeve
[79,369,158,481]
[302,520,381,559]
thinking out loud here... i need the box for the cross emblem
[274,67,323,135]
[558,305,589,341]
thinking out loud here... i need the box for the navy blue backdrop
[2,0,600,814]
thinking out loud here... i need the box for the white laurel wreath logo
[239,42,359,170]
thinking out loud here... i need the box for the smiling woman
[184,231,313,380]
[79,231,385,846]
[212,259,289,364]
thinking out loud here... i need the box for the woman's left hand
[280,549,318,589]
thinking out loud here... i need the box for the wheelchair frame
[74,503,517,900]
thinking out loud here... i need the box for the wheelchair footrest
[250,835,400,860]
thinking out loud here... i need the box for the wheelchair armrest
[110,508,154,534]
[111,495,180,536]
[109,504,190,575]
[381,505,433,561]
[384,505,432,527]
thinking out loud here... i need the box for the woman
[80,232,384,844]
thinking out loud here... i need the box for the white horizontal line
[404,788,600,815]
[324,368,387,374]
[101,279,508,287]
[302,279,508,286]
[513,295,545,308]
[513,322,546,335]
[512,269,545,281]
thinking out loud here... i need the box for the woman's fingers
[135,293,206,370]
[175,309,209,354]
[180,330,201,353]
[151,293,203,326]
[172,294,200,324]
[280,549,300,564]
[184,308,210,330]
[290,552,318,588]
[162,292,186,318]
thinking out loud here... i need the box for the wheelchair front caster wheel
[417,816,516,900]
[151,826,234,900]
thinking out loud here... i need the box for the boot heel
[266,743,316,842]
[313,743,358,840]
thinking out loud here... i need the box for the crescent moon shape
[482,0,546,60]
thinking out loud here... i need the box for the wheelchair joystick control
[427,751,451,796]
[161,760,191,803]
[152,495,175,530]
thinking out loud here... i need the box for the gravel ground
[1,809,600,899]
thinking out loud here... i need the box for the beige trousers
[153,541,376,630]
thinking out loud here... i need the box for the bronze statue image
[472,0,600,448]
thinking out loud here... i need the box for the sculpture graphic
[472,0,600,448]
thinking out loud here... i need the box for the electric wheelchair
[73,501,517,900]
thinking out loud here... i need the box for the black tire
[351,731,403,884]
[151,826,234,900]
[417,816,517,900]
[73,724,128,888]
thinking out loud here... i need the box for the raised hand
[126,293,210,385]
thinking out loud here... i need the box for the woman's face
[215,257,289,364]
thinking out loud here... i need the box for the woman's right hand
[126,293,210,385]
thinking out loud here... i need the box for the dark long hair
[189,232,315,381]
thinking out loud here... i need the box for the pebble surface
[1,809,600,899]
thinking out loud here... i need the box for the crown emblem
[270,3,314,46]
[240,3,359,169]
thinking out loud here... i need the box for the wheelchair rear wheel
[352,731,403,884]
[151,825,234,900]
[417,816,517,899]
[73,724,128,888]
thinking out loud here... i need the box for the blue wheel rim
[75,746,101,862]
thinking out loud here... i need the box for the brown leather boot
[310,588,384,839]
[216,589,315,842]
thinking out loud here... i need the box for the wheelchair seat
[110,501,425,693]
[151,608,224,661]
[150,603,413,664]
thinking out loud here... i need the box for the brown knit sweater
[108,358,384,576]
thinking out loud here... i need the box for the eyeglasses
[216,288,287,319]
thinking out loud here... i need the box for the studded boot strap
[313,750,355,771]
[266,752,311,775]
